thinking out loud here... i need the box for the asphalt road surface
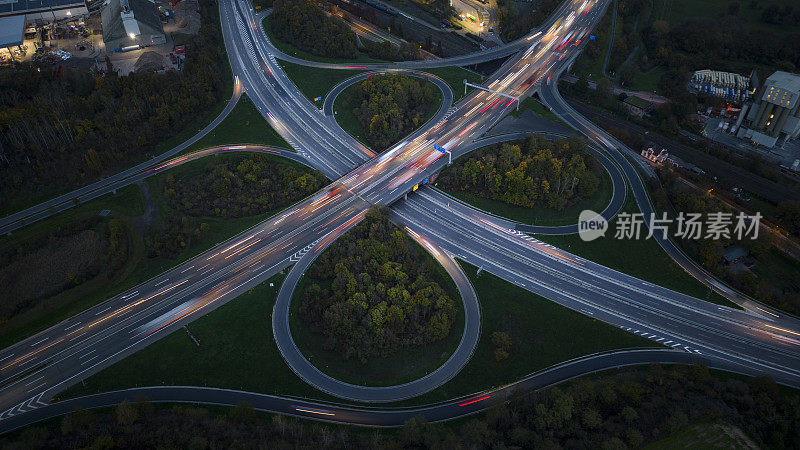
[0,348,775,433]
[3,0,800,433]
[272,222,481,402]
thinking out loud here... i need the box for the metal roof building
[0,0,91,24]
[100,0,164,50]
[738,71,800,148]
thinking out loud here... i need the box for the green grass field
[534,190,736,308]
[333,76,443,151]
[423,66,484,101]
[276,60,363,105]
[180,94,290,154]
[571,6,619,81]
[509,97,569,126]
[439,160,613,227]
[646,420,757,450]
[58,275,333,401]
[394,261,656,405]
[628,66,666,94]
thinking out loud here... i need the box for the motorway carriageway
[2,0,800,429]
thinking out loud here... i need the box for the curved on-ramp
[0,84,245,236]
[272,211,480,403]
[0,348,768,433]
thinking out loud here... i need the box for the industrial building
[688,69,756,104]
[101,0,165,50]
[735,71,800,148]
[0,0,98,60]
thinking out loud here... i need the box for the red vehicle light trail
[459,394,491,406]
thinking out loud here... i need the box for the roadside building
[736,71,800,148]
[101,0,164,51]
[0,15,25,61]
[622,95,653,118]
[722,245,753,267]
[0,0,93,23]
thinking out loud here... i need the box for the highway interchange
[2,0,800,433]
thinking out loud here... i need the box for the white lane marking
[154,279,170,287]
[26,383,47,394]
[120,291,138,300]
[0,354,13,362]
[79,349,96,359]
[180,265,195,274]
[663,340,673,345]
[81,355,100,365]
[29,337,48,347]
[95,305,113,316]
[25,375,45,386]
[64,322,82,331]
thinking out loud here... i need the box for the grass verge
[509,97,569,126]
[424,66,484,102]
[58,274,332,401]
[393,260,656,405]
[534,189,736,307]
[179,94,290,154]
[276,60,363,105]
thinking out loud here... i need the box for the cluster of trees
[413,0,456,21]
[497,0,560,42]
[760,3,800,25]
[351,74,437,150]
[647,167,800,314]
[491,331,512,362]
[6,364,798,448]
[775,201,800,237]
[0,217,129,323]
[299,207,457,362]
[144,215,209,259]
[438,135,601,211]
[606,0,647,81]
[162,154,327,219]
[0,0,227,210]
[639,16,800,90]
[362,40,421,62]
[270,0,359,59]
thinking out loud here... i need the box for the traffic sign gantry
[433,144,452,164]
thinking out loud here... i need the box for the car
[546,76,551,85]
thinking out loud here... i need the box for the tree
[618,62,638,86]
[115,400,138,426]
